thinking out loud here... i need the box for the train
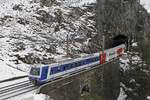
[28,44,125,85]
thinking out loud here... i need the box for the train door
[100,52,106,64]
[40,66,49,81]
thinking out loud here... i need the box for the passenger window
[57,66,62,72]
[50,69,54,74]
[95,58,97,61]
[71,64,73,68]
[60,65,64,71]
[92,58,95,62]
[78,62,81,66]
[65,64,68,70]
[54,67,58,74]
[50,67,56,74]
[75,62,78,67]
[65,64,71,70]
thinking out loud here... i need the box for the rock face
[96,0,140,48]
[96,0,150,99]
[96,0,150,100]
[40,0,55,6]
[103,60,120,100]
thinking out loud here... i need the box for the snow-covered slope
[0,61,26,81]
[0,0,96,79]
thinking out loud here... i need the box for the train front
[28,66,41,85]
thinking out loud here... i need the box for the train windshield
[30,67,40,76]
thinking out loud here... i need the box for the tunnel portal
[112,35,128,47]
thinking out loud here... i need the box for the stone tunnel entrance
[112,35,128,47]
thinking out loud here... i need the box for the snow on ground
[19,93,49,100]
[0,0,37,17]
[0,61,26,81]
[33,94,49,100]
[117,87,127,100]
[10,89,48,100]
[119,53,130,71]
[147,96,150,100]
[132,42,137,47]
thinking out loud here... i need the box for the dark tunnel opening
[112,35,128,47]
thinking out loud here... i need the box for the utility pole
[96,0,105,99]
[102,35,105,53]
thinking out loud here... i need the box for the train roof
[48,52,99,67]
[30,64,48,68]
[30,52,100,68]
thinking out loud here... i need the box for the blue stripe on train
[50,56,99,75]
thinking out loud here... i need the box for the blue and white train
[28,44,125,85]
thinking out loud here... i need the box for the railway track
[0,78,38,100]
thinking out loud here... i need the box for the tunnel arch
[112,35,128,47]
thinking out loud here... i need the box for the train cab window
[30,67,40,76]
